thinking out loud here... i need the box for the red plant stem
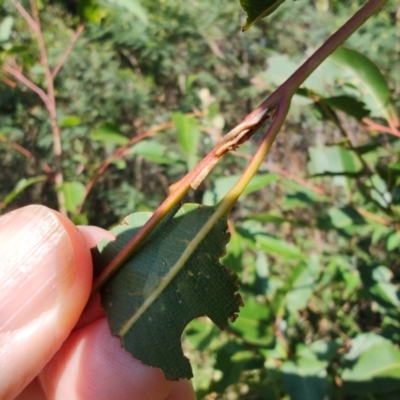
[0,134,33,158]
[362,117,400,137]
[12,0,37,31]
[91,0,388,294]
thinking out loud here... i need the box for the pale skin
[0,205,196,400]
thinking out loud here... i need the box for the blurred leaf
[282,190,327,209]
[308,145,363,175]
[328,207,366,229]
[221,230,243,273]
[95,203,242,380]
[129,140,181,165]
[171,112,200,156]
[0,16,13,43]
[203,173,279,205]
[255,234,304,260]
[285,256,321,314]
[239,0,286,31]
[344,332,388,361]
[78,0,105,22]
[281,360,328,400]
[184,318,220,352]
[387,231,400,251]
[320,95,370,120]
[104,0,147,23]
[281,339,341,399]
[1,175,46,208]
[90,123,129,145]
[229,297,274,346]
[328,47,397,123]
[342,340,400,394]
[359,265,400,313]
[60,181,86,214]
[60,116,82,127]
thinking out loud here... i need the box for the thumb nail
[0,205,77,332]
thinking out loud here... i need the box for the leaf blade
[96,204,242,380]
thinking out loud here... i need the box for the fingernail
[77,225,116,249]
[0,205,76,332]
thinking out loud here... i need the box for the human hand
[0,205,196,400]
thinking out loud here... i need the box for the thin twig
[0,134,33,158]
[52,24,85,78]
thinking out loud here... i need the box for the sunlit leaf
[342,340,400,394]
[308,145,363,175]
[94,204,242,380]
[285,256,321,313]
[0,16,13,43]
[359,265,400,313]
[328,47,397,123]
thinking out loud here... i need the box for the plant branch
[91,0,388,295]
[362,117,400,138]
[52,24,85,78]
[3,64,52,110]
[12,0,38,31]
[79,111,206,213]
[10,0,68,213]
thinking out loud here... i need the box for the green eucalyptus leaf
[94,203,242,380]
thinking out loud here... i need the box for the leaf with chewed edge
[93,203,243,380]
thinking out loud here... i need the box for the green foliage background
[1,0,400,398]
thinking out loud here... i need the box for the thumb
[0,205,93,400]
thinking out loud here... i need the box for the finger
[76,226,115,249]
[0,205,93,400]
[40,318,179,400]
[166,380,197,400]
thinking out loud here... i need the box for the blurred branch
[0,133,33,158]
[80,111,206,212]
[362,117,400,138]
[12,0,38,31]
[3,63,52,110]
[7,0,84,214]
[52,24,85,78]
